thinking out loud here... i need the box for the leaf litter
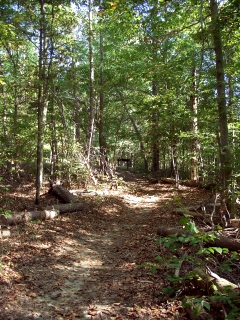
[0,173,211,319]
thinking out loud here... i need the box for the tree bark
[98,28,108,174]
[49,185,79,203]
[0,209,60,226]
[171,144,179,188]
[151,80,159,172]
[190,66,199,183]
[36,0,53,204]
[210,0,231,197]
[0,202,86,226]
[87,0,95,162]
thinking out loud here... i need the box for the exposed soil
[0,172,211,319]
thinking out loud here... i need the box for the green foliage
[0,0,240,192]
[0,208,12,218]
[152,216,240,317]
[182,297,211,318]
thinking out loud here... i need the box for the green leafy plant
[152,215,240,318]
[182,296,211,318]
[0,208,12,218]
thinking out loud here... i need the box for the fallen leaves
[0,175,212,319]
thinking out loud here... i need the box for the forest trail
[0,173,210,319]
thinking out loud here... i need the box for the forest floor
[0,171,212,320]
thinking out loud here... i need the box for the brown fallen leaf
[26,292,37,298]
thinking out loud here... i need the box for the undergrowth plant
[143,215,240,319]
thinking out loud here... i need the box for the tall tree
[87,0,95,162]
[210,0,231,198]
[36,0,54,204]
[190,66,199,182]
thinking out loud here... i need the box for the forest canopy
[0,0,239,205]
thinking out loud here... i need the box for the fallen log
[0,209,60,226]
[49,184,79,203]
[0,202,86,226]
[157,226,240,251]
[160,178,175,184]
[160,178,201,187]
[44,202,86,214]
[192,267,239,294]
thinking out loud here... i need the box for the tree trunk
[151,80,159,172]
[0,209,60,226]
[72,49,81,144]
[210,0,231,197]
[0,60,12,173]
[0,202,86,226]
[87,0,95,162]
[171,144,179,188]
[190,66,199,182]
[35,0,49,204]
[49,184,79,203]
[98,29,108,174]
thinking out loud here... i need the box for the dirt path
[0,174,209,319]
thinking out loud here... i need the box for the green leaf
[203,301,211,310]
[155,255,162,263]
[208,247,214,254]
[211,284,218,292]
[179,217,189,225]
[188,221,199,233]
[196,248,210,255]
[213,247,222,254]
[151,265,158,274]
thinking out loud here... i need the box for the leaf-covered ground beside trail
[0,172,211,319]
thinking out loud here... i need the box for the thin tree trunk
[98,29,108,174]
[50,102,58,176]
[190,66,199,182]
[210,0,231,199]
[36,0,53,204]
[151,80,159,172]
[87,0,95,162]
[0,60,8,144]
[171,144,179,188]
[71,48,81,144]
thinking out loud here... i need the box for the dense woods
[1,1,240,318]
[1,0,239,204]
